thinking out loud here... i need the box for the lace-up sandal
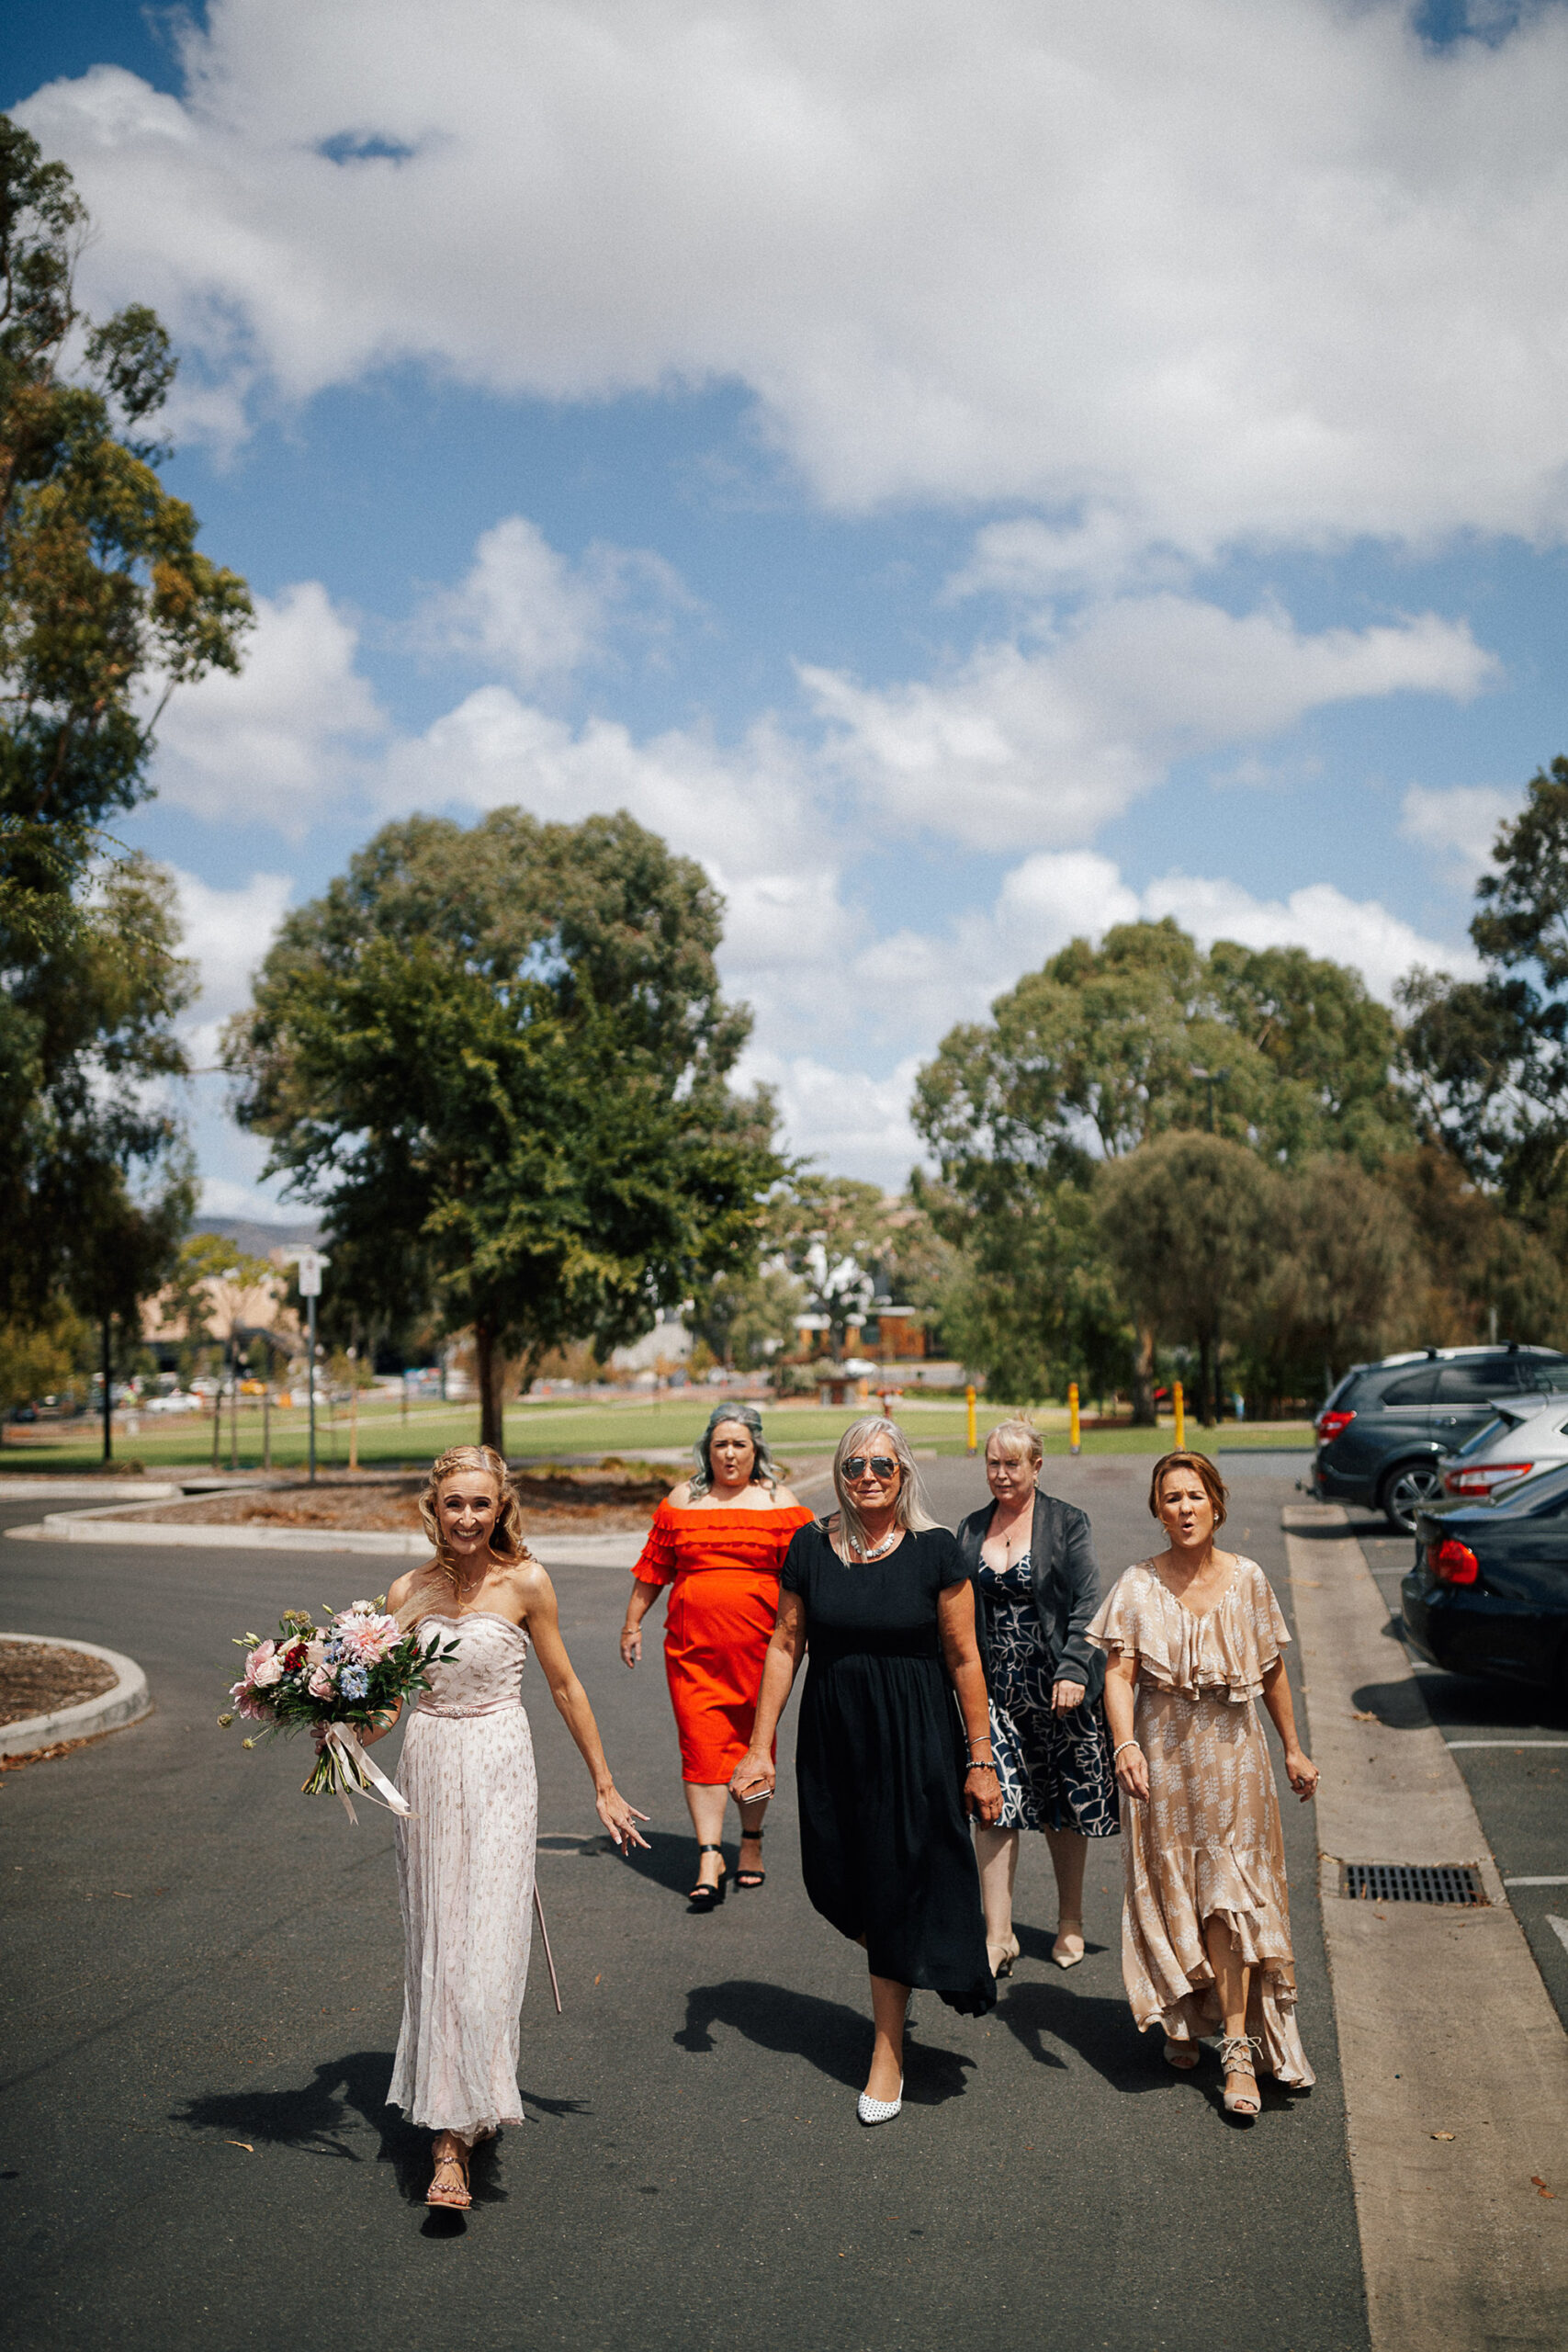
[1163,2037,1200,2071]
[688,1844,728,1910]
[1220,2034,1263,2118]
[427,2143,471,2209]
[736,1827,766,1889]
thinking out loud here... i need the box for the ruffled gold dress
[1086,1560,1314,2086]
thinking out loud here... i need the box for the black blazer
[955,1487,1106,1705]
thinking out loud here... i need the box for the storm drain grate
[1341,1861,1486,1905]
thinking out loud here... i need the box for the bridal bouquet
[220,1600,459,1820]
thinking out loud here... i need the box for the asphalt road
[1349,1510,1568,2032]
[0,1464,1367,2352]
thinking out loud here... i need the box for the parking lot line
[1445,1737,1568,1749]
[1506,1875,1568,1886]
[1551,1917,1568,1959]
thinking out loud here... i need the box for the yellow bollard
[1173,1381,1185,1450]
[965,1384,977,1456]
[1068,1381,1081,1456]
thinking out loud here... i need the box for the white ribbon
[316,1722,412,1826]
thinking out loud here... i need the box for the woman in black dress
[731,1418,999,2127]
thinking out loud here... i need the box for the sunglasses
[842,1454,897,1480]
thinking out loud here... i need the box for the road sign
[288,1248,330,1298]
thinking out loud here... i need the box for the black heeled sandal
[687,1843,728,1909]
[736,1827,765,1890]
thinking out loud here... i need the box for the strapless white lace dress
[388,1611,538,2139]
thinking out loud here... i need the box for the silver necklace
[851,1527,902,1562]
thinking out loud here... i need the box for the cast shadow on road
[626,1829,721,1900]
[675,1979,976,2108]
[173,2050,584,2215]
[1348,1676,1431,1731]
[993,1973,1167,2094]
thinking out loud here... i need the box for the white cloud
[1401,781,1518,879]
[738,1048,927,1189]
[24,4,1568,549]
[1139,873,1474,1001]
[169,865,294,1068]
[152,582,385,833]
[805,595,1495,849]
[197,1174,304,1222]
[410,515,689,687]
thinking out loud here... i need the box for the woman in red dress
[621,1405,811,1908]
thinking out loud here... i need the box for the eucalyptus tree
[0,116,250,1364]
[226,808,784,1451]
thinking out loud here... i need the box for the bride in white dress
[363,1444,649,2211]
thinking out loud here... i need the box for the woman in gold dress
[1089,1451,1319,2120]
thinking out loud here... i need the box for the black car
[1312,1344,1568,1532]
[1404,1464,1568,1694]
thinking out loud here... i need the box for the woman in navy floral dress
[956,1419,1119,1976]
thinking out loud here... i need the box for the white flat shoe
[857,2079,903,2127]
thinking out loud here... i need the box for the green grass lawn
[0,1391,1314,1476]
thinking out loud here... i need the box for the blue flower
[338,1665,369,1701]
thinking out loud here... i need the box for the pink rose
[308,1665,335,1700]
[242,1640,283,1690]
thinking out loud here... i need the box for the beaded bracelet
[964,1758,998,1772]
[1111,1739,1142,1759]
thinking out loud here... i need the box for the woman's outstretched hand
[729,1747,775,1804]
[596,1784,651,1852]
[619,1623,641,1669]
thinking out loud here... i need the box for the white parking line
[1549,1917,1568,1957]
[1504,1876,1568,1887]
[1445,1739,1568,1750]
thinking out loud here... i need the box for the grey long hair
[690,1401,782,1496]
[829,1417,939,1557]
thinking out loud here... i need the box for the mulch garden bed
[93,1459,687,1534]
[0,1639,118,1727]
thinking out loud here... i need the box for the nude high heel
[1220,2034,1263,2118]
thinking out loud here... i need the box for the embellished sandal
[736,1827,766,1890]
[1220,2033,1263,2118]
[426,2143,471,2210]
[687,1844,728,1910]
[1163,2038,1200,2071]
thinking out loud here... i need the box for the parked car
[143,1390,203,1416]
[1404,1464,1568,1693]
[1440,1394,1568,1500]
[1311,1344,1568,1532]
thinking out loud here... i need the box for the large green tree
[0,117,250,1403]
[1402,757,1568,1215]
[225,808,784,1450]
[912,919,1411,1415]
[1097,1133,1281,1426]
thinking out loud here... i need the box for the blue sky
[13,1,1568,1209]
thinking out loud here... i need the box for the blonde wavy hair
[828,1417,939,1558]
[985,1415,1043,1467]
[418,1445,532,1589]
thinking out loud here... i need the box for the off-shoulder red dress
[634,1498,815,1782]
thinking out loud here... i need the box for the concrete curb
[0,1480,182,1502]
[0,1632,151,1758]
[1282,1501,1568,2348]
[5,1502,644,1569]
